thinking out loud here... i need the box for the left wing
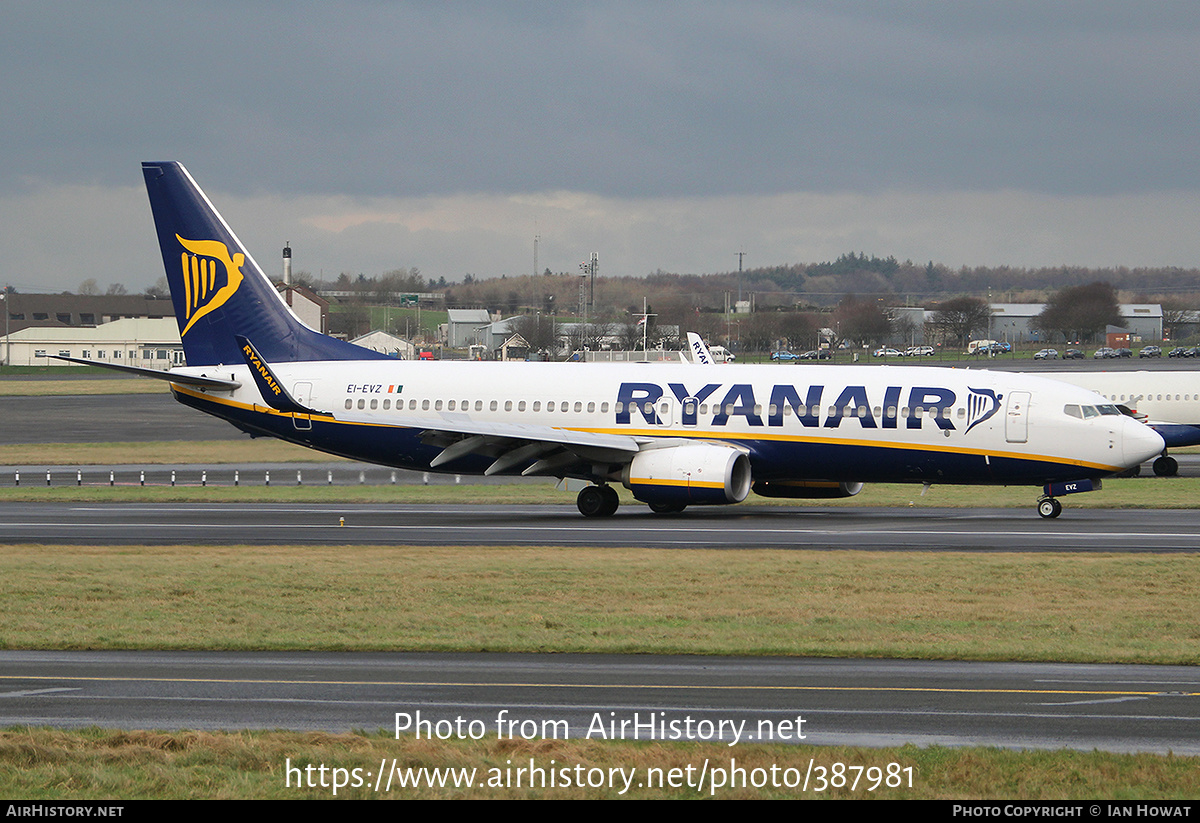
[338,407,642,477]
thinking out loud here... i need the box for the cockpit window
[1064,404,1082,419]
[1096,404,1121,416]
[1081,405,1100,419]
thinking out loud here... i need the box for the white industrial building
[2,317,183,369]
[349,330,416,359]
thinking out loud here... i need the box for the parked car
[872,347,904,358]
[1064,349,1084,359]
[1093,347,1116,359]
[1139,346,1162,358]
[1114,347,1133,358]
[770,350,800,362]
[1168,347,1192,358]
[1033,348,1059,360]
[799,349,831,360]
[905,346,934,357]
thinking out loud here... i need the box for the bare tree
[508,313,559,355]
[832,296,893,348]
[144,277,170,299]
[1031,282,1121,343]
[930,296,991,346]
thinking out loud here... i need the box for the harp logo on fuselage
[175,235,245,336]
[964,387,1004,434]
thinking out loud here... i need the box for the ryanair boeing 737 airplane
[70,162,1165,519]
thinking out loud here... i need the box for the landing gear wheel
[1153,455,1178,477]
[647,501,687,514]
[1037,498,1062,519]
[599,484,620,516]
[577,486,613,517]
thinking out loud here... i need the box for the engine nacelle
[623,443,751,506]
[752,480,863,499]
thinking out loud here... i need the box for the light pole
[579,253,598,350]
[1,286,10,369]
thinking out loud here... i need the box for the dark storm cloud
[2,1,1198,199]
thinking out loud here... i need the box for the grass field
[0,439,337,465]
[0,378,165,396]
[2,543,1198,663]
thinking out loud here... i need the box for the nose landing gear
[1036,497,1063,519]
[1036,478,1101,519]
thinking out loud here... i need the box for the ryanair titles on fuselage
[614,381,1003,434]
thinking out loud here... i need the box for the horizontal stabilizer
[50,356,241,390]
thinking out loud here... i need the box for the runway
[0,393,238,443]
[3,501,1200,550]
[3,651,1197,754]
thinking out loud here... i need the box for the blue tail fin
[141,161,388,366]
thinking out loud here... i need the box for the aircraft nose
[1122,417,1165,468]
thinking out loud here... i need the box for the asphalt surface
[0,393,240,443]
[3,651,1197,753]
[2,501,1199,550]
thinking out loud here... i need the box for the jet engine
[623,443,751,507]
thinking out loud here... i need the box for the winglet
[236,335,323,414]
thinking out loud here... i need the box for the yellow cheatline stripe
[580,425,1117,471]
[0,674,1192,697]
[170,386,1123,474]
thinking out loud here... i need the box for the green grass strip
[2,545,1198,663]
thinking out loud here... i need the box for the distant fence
[9,467,538,488]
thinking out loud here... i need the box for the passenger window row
[343,398,609,414]
[339,397,969,422]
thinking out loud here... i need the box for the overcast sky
[4,1,1200,294]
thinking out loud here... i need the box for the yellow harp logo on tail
[176,235,245,336]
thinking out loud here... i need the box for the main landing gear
[1153,454,1179,477]
[576,484,620,517]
